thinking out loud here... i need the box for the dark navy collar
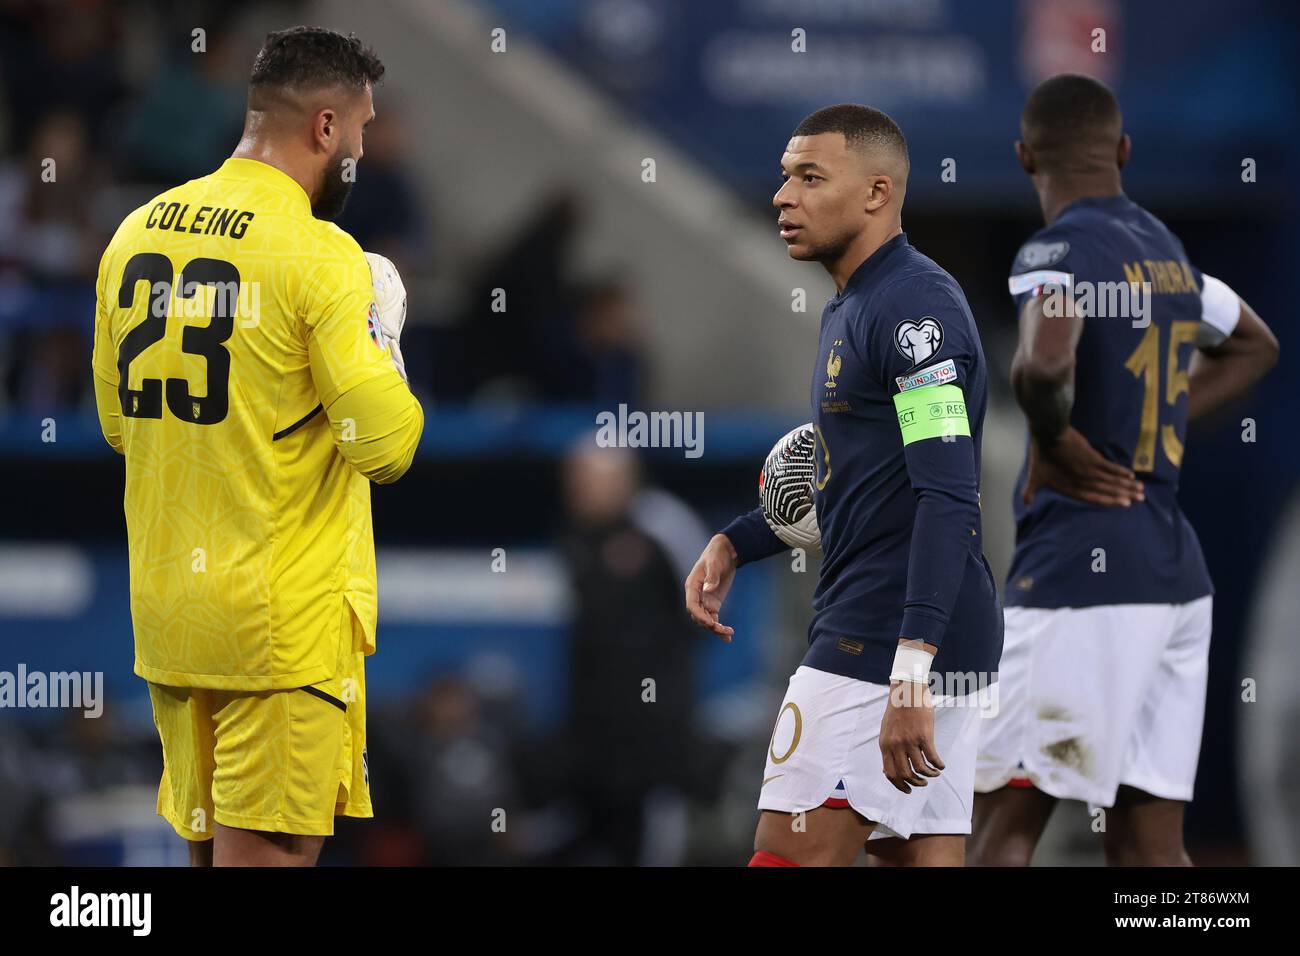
[831,231,908,304]
[1056,193,1133,219]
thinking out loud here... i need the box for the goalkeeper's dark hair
[248,26,384,110]
[793,104,909,176]
[1021,73,1122,174]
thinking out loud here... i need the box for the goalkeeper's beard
[313,151,356,221]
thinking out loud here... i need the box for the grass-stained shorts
[147,601,371,840]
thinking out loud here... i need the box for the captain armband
[893,383,971,446]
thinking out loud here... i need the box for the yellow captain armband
[893,383,970,446]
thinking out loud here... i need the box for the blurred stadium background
[0,0,1296,865]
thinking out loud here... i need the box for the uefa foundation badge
[367,302,386,349]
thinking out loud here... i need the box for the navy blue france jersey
[1005,194,1213,608]
[725,233,1002,686]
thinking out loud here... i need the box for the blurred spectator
[0,721,53,865]
[0,703,162,866]
[0,110,106,412]
[449,188,584,401]
[556,442,702,865]
[401,674,522,865]
[0,1,126,154]
[42,702,158,795]
[435,188,648,406]
[118,31,246,184]
[337,102,428,270]
[0,110,105,280]
[570,276,645,406]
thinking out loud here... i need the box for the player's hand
[1025,426,1145,508]
[365,251,408,381]
[684,534,738,642]
[880,679,943,794]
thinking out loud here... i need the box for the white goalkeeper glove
[365,251,408,382]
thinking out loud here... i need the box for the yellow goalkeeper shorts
[147,601,372,840]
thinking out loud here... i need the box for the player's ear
[314,107,337,153]
[865,174,892,213]
[1116,133,1131,170]
[1014,140,1035,175]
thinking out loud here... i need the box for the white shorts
[975,596,1212,807]
[758,665,985,840]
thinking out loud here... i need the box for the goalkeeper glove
[365,251,408,382]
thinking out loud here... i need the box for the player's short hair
[792,104,910,177]
[1021,73,1122,170]
[248,26,384,109]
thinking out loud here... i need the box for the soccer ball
[759,423,821,552]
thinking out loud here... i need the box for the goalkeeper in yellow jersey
[90,27,423,866]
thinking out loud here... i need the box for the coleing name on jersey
[144,202,255,239]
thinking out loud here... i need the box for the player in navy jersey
[683,105,1002,867]
[970,75,1278,866]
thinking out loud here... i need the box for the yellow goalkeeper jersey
[91,157,423,690]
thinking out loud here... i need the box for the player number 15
[1123,320,1199,470]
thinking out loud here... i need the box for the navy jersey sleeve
[1007,224,1077,313]
[869,276,983,648]
[720,507,786,566]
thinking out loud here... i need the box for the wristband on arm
[889,642,934,685]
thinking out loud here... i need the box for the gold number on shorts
[769,702,803,765]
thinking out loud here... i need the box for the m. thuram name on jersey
[50,886,151,936]
[1010,258,1198,329]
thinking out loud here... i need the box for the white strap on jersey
[1008,269,1073,296]
[1197,273,1240,347]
